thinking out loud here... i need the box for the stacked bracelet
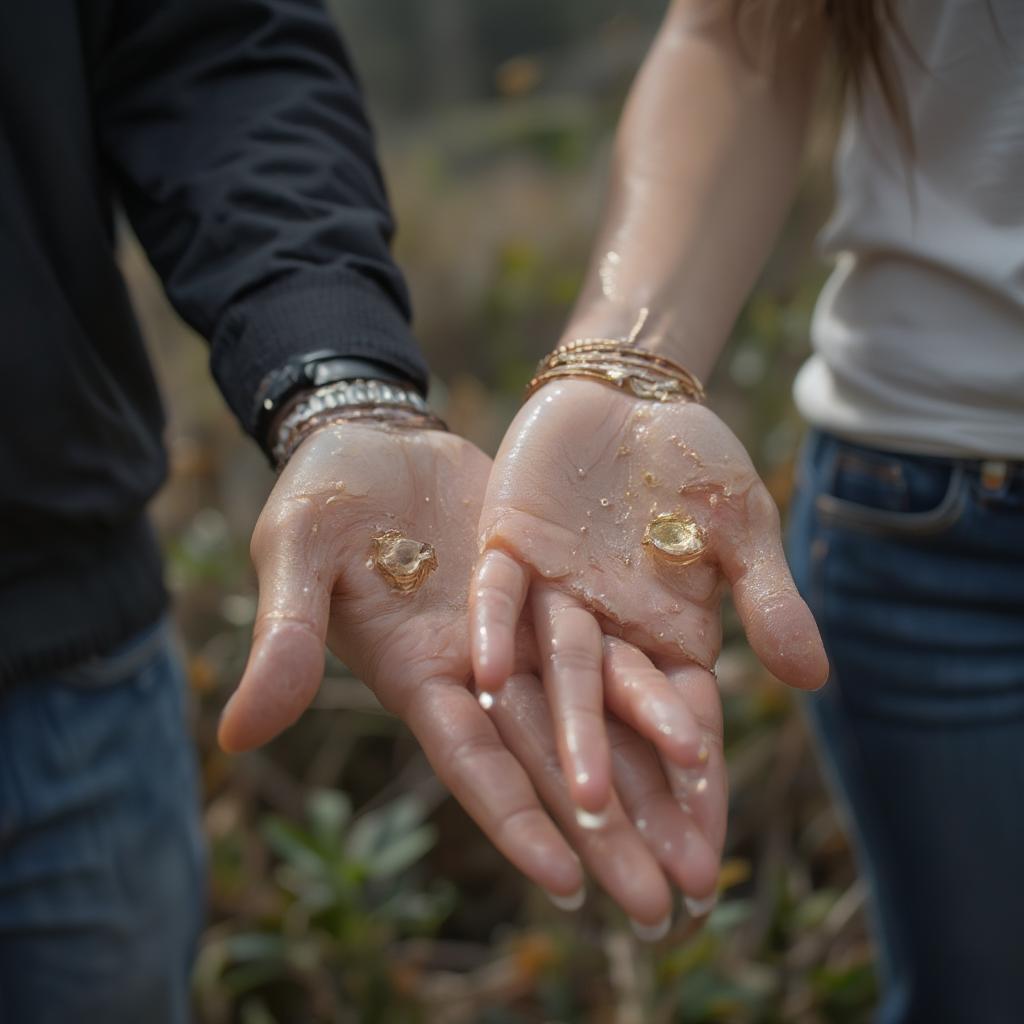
[270,378,447,468]
[525,338,705,404]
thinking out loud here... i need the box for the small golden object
[642,512,707,566]
[371,530,438,592]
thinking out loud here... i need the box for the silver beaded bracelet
[270,378,445,468]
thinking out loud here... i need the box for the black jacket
[0,0,428,683]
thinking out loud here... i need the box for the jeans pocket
[814,443,968,538]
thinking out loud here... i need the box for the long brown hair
[735,0,909,129]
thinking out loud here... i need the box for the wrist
[526,336,705,407]
[271,379,447,469]
[559,303,719,382]
[254,351,424,456]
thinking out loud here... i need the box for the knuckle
[559,701,605,729]
[479,587,519,621]
[495,804,546,846]
[549,647,601,676]
[439,731,503,781]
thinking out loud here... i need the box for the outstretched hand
[219,421,724,926]
[472,379,828,815]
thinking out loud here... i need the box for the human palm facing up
[472,379,828,821]
[220,419,727,931]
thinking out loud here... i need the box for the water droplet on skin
[580,526,588,534]
[617,445,632,457]
[478,691,495,711]
[586,510,593,518]
[599,250,622,299]
[643,471,658,487]
[424,496,430,503]
[577,467,587,478]
[310,522,319,535]
[709,494,719,507]
[695,777,709,794]
[599,498,610,508]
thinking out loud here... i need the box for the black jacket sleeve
[92,0,429,436]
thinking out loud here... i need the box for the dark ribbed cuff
[211,267,430,438]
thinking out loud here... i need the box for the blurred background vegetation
[122,3,873,1021]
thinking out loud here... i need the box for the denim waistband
[808,430,1024,496]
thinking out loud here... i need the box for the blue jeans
[787,430,1024,1024]
[0,617,206,1023]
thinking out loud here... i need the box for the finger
[403,678,584,900]
[602,637,704,767]
[470,548,530,691]
[607,718,720,907]
[656,661,728,908]
[717,486,829,690]
[218,507,330,752]
[490,674,674,931]
[532,583,611,814]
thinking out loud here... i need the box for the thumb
[717,488,829,691]
[218,516,331,752]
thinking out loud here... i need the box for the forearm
[563,0,827,380]
[94,0,428,436]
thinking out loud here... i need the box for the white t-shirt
[794,0,1024,458]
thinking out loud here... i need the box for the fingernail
[574,806,609,830]
[545,886,586,912]
[684,893,718,918]
[630,914,672,943]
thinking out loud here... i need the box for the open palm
[219,421,724,926]
[472,379,828,816]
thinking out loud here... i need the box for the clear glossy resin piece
[371,530,438,592]
[642,512,707,566]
